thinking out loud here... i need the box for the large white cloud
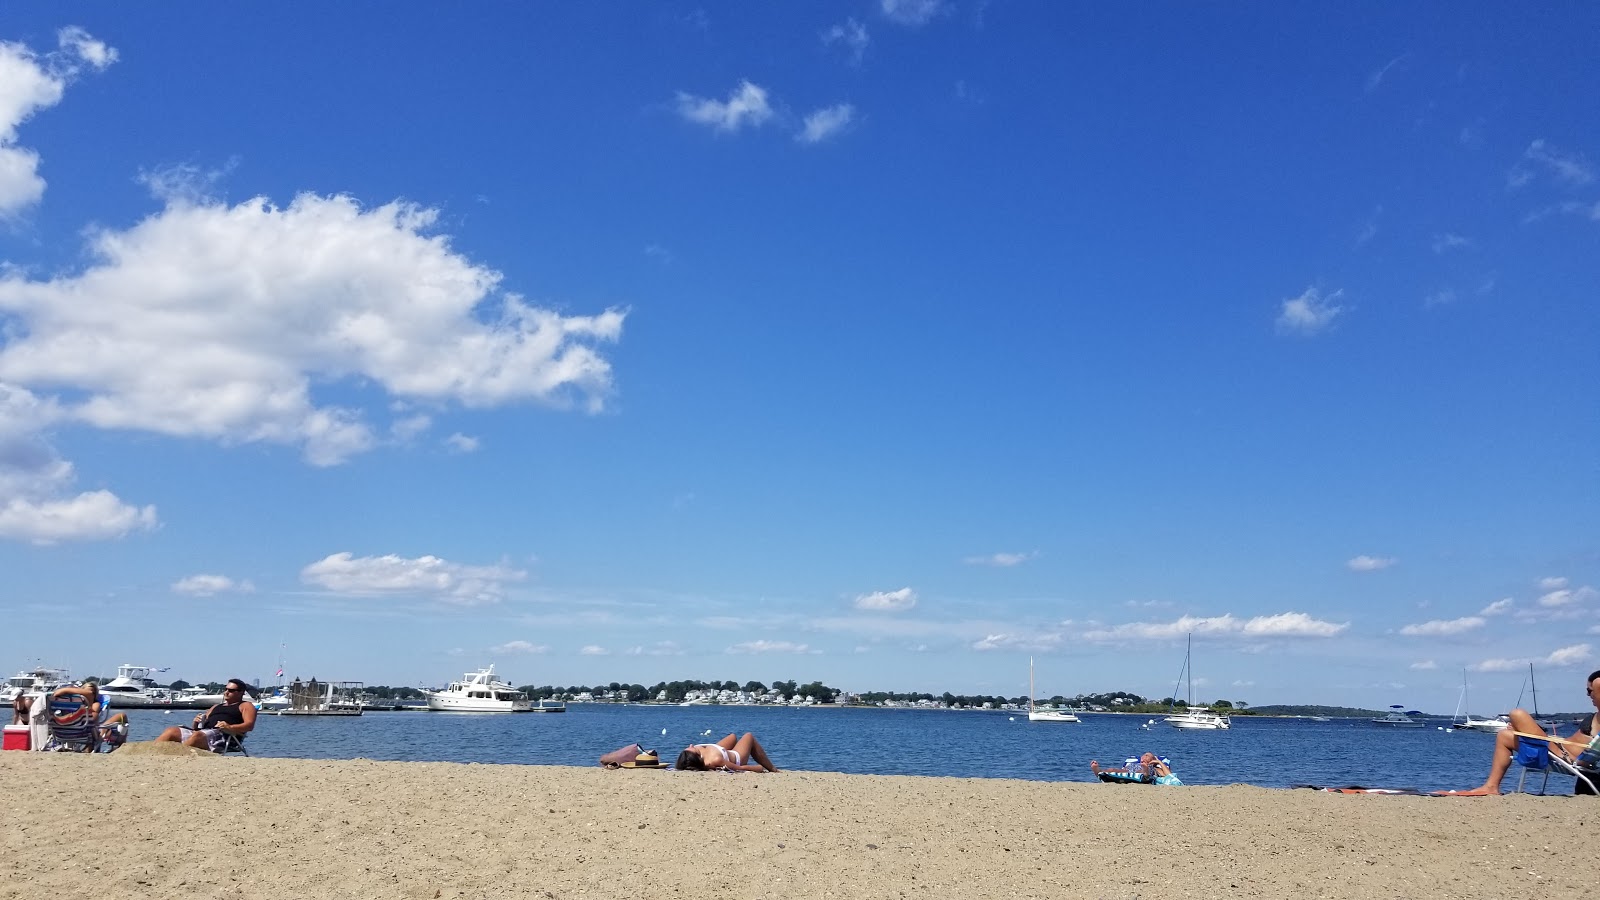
[1084,612,1348,640]
[1471,643,1592,672]
[300,552,527,606]
[0,27,116,217]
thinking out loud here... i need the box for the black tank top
[201,701,246,731]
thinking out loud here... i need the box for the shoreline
[3,747,1589,899]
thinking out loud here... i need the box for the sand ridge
[1,748,1591,899]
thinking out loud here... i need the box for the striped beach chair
[42,694,100,752]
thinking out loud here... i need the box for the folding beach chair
[42,694,100,752]
[1514,737,1598,795]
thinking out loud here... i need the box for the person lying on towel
[1091,752,1181,785]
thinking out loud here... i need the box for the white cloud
[579,645,609,656]
[1365,54,1407,93]
[854,587,917,612]
[299,552,527,606]
[1275,287,1344,336]
[171,574,255,596]
[881,0,947,26]
[1539,589,1576,607]
[726,640,814,654]
[1431,233,1472,253]
[797,103,855,145]
[445,433,479,454]
[1399,616,1485,636]
[1408,660,1437,670]
[963,551,1036,568]
[675,81,773,133]
[1083,612,1348,641]
[1472,643,1593,672]
[1510,139,1594,188]
[1480,598,1513,616]
[0,28,116,218]
[0,193,624,492]
[625,641,683,656]
[1423,288,1458,308]
[1346,555,1396,572]
[971,632,1063,652]
[821,18,870,64]
[489,640,546,655]
[0,488,156,545]
[1539,576,1569,591]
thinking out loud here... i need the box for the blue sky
[0,3,1595,710]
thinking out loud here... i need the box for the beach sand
[2,746,1590,899]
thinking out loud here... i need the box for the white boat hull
[1027,710,1081,723]
[424,694,531,713]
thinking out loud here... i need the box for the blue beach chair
[42,694,99,752]
[1515,736,1599,795]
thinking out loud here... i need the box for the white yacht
[1460,714,1510,733]
[1163,635,1230,730]
[97,664,175,708]
[1026,658,1080,723]
[423,666,532,712]
[0,667,70,704]
[1371,706,1425,727]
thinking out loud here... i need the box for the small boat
[97,664,176,708]
[1163,635,1229,730]
[423,665,532,712]
[1371,705,1425,727]
[1026,657,1080,723]
[1447,668,1509,733]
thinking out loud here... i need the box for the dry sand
[2,746,1593,899]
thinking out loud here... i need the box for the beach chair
[42,694,100,752]
[1514,737,1599,796]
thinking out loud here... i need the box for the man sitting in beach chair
[155,678,256,754]
[1090,752,1182,785]
[1441,668,1600,796]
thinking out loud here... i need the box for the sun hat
[619,750,663,768]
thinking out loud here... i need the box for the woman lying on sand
[675,732,780,772]
[1440,668,1600,796]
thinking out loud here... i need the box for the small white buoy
[701,729,711,735]
[661,727,667,735]
[1008,716,1015,722]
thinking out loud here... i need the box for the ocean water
[108,705,1559,794]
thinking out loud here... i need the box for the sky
[0,3,1596,711]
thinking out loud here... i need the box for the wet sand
[1,745,1590,899]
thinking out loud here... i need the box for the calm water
[110,706,1542,794]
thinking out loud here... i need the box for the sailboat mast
[1028,657,1035,715]
[1186,633,1194,706]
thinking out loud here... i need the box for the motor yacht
[1370,705,1425,727]
[1164,707,1232,730]
[0,667,70,704]
[97,664,175,708]
[423,666,532,712]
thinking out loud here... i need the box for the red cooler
[2,724,29,751]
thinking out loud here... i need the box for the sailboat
[1163,634,1230,730]
[1451,668,1509,733]
[1027,657,1080,723]
[1525,663,1563,734]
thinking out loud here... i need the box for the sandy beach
[2,745,1591,899]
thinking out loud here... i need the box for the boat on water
[423,666,533,712]
[1163,634,1230,730]
[1371,705,1425,727]
[1026,657,1080,723]
[1448,668,1509,733]
[97,664,177,708]
[0,666,70,704]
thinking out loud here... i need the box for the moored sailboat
[1163,634,1229,730]
[1026,658,1080,723]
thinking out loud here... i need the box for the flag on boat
[276,667,284,677]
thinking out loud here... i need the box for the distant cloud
[489,640,546,655]
[1540,586,1597,608]
[1431,233,1473,253]
[1083,612,1348,640]
[797,104,856,144]
[1365,53,1408,92]
[1354,207,1382,247]
[579,645,609,656]
[880,0,948,26]
[644,243,674,264]
[1399,616,1485,636]
[675,80,773,133]
[1347,555,1396,573]
[1423,288,1458,308]
[971,632,1063,652]
[0,27,117,219]
[172,574,255,596]
[625,641,683,656]
[1275,287,1345,336]
[445,433,479,454]
[963,551,1036,568]
[726,640,814,654]
[1408,660,1438,671]
[1539,576,1569,590]
[1480,598,1513,616]
[1472,643,1592,672]
[855,587,917,612]
[1509,139,1594,189]
[300,552,527,606]
[821,18,869,64]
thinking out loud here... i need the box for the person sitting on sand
[1442,668,1600,796]
[674,732,779,772]
[1090,752,1182,785]
[155,678,256,753]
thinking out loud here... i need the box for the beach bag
[600,743,644,768]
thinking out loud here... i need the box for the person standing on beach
[674,732,780,772]
[155,678,257,753]
[1442,668,1600,796]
